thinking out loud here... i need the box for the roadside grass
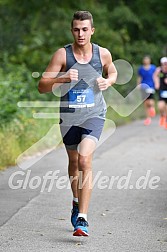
[0,105,145,170]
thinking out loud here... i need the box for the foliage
[0,0,166,168]
[0,0,166,111]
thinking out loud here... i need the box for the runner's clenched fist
[96,77,110,91]
[65,69,78,81]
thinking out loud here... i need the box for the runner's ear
[91,27,95,35]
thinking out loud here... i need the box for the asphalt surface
[0,117,167,252]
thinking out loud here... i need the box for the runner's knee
[78,156,92,171]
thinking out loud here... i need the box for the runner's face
[161,63,167,72]
[143,57,151,65]
[71,20,94,46]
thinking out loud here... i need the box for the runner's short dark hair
[71,11,94,28]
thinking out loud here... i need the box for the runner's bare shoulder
[99,46,112,66]
[153,66,161,77]
[51,48,66,65]
[99,46,112,57]
[99,46,112,61]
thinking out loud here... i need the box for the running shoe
[148,107,156,117]
[71,201,79,227]
[164,122,167,130]
[73,217,89,236]
[159,116,166,127]
[144,118,151,126]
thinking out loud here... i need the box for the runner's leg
[158,100,166,126]
[77,137,96,214]
[66,149,79,199]
[144,98,155,117]
[158,100,165,117]
[143,100,152,125]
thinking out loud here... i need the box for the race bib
[160,90,167,98]
[69,87,95,108]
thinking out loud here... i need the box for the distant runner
[153,57,167,129]
[137,56,156,125]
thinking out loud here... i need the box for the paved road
[0,117,167,252]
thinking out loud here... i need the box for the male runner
[153,57,167,128]
[137,55,156,125]
[38,11,117,236]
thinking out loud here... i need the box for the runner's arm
[97,48,117,91]
[137,76,142,86]
[153,67,161,90]
[38,48,78,93]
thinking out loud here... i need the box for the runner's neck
[143,64,151,70]
[72,43,93,64]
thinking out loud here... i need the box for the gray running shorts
[60,117,105,150]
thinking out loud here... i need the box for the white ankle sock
[78,213,87,221]
[73,197,78,203]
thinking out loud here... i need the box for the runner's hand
[64,69,78,81]
[96,77,110,91]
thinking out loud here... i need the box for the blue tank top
[138,64,156,89]
[60,43,106,126]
